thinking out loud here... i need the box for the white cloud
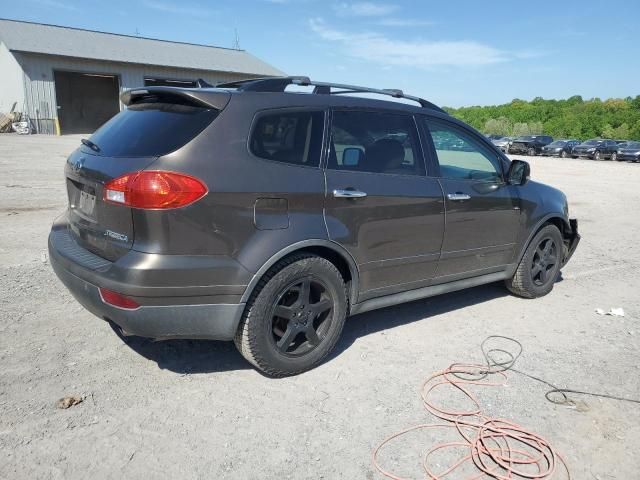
[375,18,434,27]
[142,0,213,17]
[334,2,398,17]
[309,18,509,68]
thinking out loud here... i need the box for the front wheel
[594,150,601,161]
[234,254,348,377]
[506,225,563,299]
[560,150,568,158]
[527,147,536,156]
[611,152,618,161]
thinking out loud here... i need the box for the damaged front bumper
[562,218,580,266]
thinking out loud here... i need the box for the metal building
[0,18,285,135]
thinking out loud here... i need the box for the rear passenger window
[329,111,424,176]
[250,111,324,167]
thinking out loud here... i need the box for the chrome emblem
[104,230,128,242]
[73,158,85,173]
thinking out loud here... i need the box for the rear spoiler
[120,86,231,110]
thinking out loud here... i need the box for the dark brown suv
[48,77,580,376]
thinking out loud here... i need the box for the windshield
[515,136,534,141]
[548,141,566,147]
[582,140,601,146]
[625,141,640,148]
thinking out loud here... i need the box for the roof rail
[215,76,447,114]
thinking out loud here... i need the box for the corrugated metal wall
[14,52,252,135]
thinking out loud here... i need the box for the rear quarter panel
[138,95,328,275]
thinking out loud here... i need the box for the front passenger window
[423,118,502,182]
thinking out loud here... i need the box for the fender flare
[239,239,360,305]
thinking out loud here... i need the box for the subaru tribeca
[48,77,580,376]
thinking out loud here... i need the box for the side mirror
[507,159,530,185]
[342,147,364,167]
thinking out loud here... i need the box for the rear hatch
[64,88,228,261]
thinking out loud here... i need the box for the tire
[560,150,567,158]
[506,224,563,299]
[234,254,348,377]
[594,150,601,161]
[611,151,618,161]
[527,147,536,156]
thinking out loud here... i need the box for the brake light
[99,288,140,310]
[103,171,207,209]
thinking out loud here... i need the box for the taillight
[99,288,140,310]
[103,171,207,209]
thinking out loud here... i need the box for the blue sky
[2,0,639,107]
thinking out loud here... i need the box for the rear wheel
[506,225,563,299]
[234,254,348,377]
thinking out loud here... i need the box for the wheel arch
[516,214,570,265]
[239,240,360,307]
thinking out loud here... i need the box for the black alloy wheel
[270,277,333,356]
[530,237,558,287]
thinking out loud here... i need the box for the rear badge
[104,230,128,242]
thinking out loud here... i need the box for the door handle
[333,189,367,199]
[447,193,471,201]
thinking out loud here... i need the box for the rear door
[421,116,521,282]
[323,110,445,301]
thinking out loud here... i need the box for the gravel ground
[1,133,639,479]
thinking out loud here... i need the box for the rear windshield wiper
[81,138,101,152]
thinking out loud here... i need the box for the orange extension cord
[373,336,572,480]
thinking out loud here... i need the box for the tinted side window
[250,111,324,167]
[329,110,424,176]
[423,118,502,182]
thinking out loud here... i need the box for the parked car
[540,139,581,158]
[48,77,580,376]
[616,141,640,162]
[571,139,619,160]
[492,136,514,153]
[508,135,554,156]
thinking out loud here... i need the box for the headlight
[587,148,595,153]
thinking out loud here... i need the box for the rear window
[87,100,218,157]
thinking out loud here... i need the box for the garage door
[54,71,120,135]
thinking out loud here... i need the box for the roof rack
[215,76,447,114]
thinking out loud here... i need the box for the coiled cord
[372,335,640,479]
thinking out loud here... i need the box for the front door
[324,110,445,301]
[421,116,521,282]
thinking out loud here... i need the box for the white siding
[0,42,25,114]
[14,52,254,134]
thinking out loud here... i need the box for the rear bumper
[48,217,248,340]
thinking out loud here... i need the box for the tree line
[445,95,640,141]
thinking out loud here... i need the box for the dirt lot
[1,134,639,479]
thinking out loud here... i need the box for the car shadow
[109,322,252,374]
[111,281,509,376]
[328,281,509,360]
